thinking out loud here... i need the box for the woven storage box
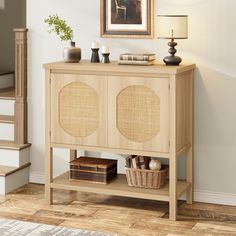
[125,165,169,189]
[70,157,117,184]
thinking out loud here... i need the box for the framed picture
[100,0,154,38]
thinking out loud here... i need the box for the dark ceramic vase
[63,41,81,63]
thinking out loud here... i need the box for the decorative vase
[63,41,81,63]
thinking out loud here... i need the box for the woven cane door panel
[117,85,160,142]
[59,82,99,137]
[108,76,170,152]
[50,74,107,147]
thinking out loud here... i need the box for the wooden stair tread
[0,71,14,76]
[0,163,31,177]
[0,141,31,150]
[0,87,15,100]
[0,115,14,124]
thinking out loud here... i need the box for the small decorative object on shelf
[118,60,155,66]
[91,42,100,63]
[70,156,117,184]
[125,155,168,189]
[157,15,188,66]
[118,53,156,66]
[149,158,162,170]
[120,53,156,61]
[126,155,150,169]
[101,53,110,63]
[63,41,81,63]
[101,45,110,63]
[45,14,81,63]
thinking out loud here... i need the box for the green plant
[44,14,74,42]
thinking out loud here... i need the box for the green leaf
[44,14,74,42]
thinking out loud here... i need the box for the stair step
[0,71,14,76]
[0,162,31,177]
[0,71,14,90]
[0,99,15,116]
[0,141,31,150]
[0,162,31,194]
[0,123,14,141]
[0,87,15,100]
[0,115,14,124]
[0,142,30,167]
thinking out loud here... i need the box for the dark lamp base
[163,55,182,66]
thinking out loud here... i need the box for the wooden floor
[0,184,236,235]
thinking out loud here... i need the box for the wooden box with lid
[70,157,117,184]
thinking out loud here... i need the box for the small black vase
[63,41,81,63]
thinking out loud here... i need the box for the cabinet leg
[186,146,193,204]
[169,153,177,220]
[45,147,53,204]
[45,187,53,204]
[186,74,194,204]
[169,199,177,221]
[169,169,177,220]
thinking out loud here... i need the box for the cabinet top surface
[43,60,195,75]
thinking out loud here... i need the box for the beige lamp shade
[157,15,188,39]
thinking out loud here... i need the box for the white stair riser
[0,148,30,167]
[0,124,14,141]
[0,100,14,116]
[0,74,14,89]
[0,167,29,194]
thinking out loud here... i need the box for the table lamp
[157,15,188,66]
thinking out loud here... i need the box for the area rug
[0,219,117,236]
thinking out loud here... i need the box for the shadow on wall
[0,0,26,71]
[0,0,5,10]
[193,66,236,193]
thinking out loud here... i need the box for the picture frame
[100,0,154,38]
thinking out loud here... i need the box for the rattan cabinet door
[108,76,170,153]
[50,74,107,147]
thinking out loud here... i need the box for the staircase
[0,29,31,194]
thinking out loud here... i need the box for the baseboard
[29,172,236,206]
[29,171,62,185]
[193,189,236,206]
[29,172,44,184]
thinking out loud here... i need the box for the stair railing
[14,28,28,145]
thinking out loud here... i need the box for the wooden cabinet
[107,76,170,152]
[50,74,107,147]
[44,61,195,220]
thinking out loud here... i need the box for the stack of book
[126,155,151,169]
[118,53,156,66]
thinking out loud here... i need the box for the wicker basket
[125,165,169,189]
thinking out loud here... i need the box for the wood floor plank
[179,202,236,216]
[0,201,37,215]
[0,212,64,226]
[192,222,236,235]
[178,202,236,223]
[1,183,236,236]
[60,219,134,236]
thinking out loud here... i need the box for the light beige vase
[63,41,81,63]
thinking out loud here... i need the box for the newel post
[14,28,28,144]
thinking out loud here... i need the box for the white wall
[27,0,236,202]
[0,0,26,71]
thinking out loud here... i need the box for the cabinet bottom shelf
[51,172,191,202]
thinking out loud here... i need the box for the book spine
[126,156,132,168]
[139,156,146,169]
[118,60,154,66]
[120,55,155,61]
[139,156,151,169]
[131,156,142,169]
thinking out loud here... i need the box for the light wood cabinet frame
[43,61,195,220]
